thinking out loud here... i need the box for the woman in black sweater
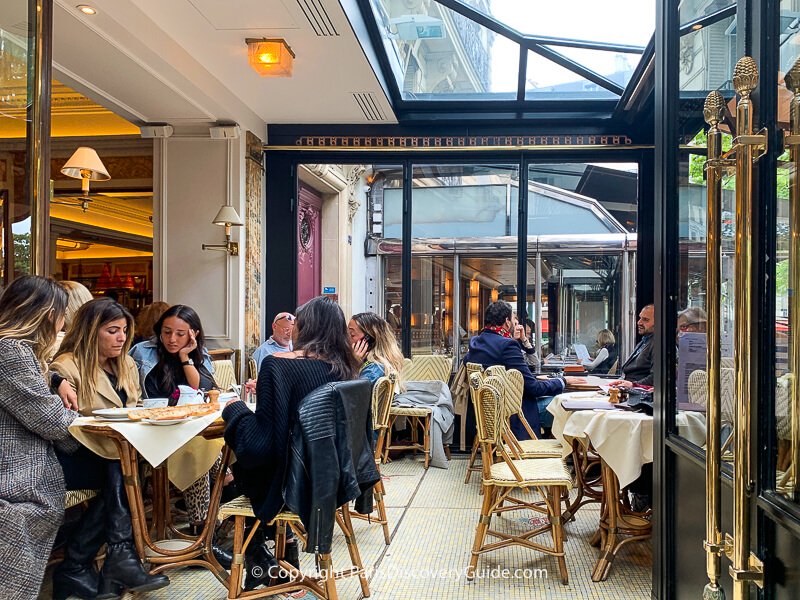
[223,296,360,587]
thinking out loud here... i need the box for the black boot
[212,540,233,569]
[97,462,169,598]
[53,496,107,600]
[243,530,279,591]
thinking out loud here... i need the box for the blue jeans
[537,396,555,429]
[510,395,554,439]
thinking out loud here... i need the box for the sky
[480,0,656,92]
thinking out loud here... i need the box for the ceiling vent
[295,0,338,36]
[353,92,386,122]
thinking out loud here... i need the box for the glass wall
[0,1,33,284]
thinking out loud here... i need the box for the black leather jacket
[283,379,380,554]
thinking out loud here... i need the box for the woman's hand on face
[179,329,199,361]
[57,379,79,411]
[353,338,369,361]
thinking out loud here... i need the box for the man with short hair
[464,301,583,438]
[252,312,295,369]
[616,303,655,386]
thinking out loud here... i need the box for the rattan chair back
[211,359,237,390]
[372,373,396,432]
[403,354,452,382]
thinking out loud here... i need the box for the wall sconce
[469,279,480,333]
[246,38,295,77]
[56,146,110,211]
[202,205,243,256]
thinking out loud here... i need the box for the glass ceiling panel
[367,0,518,100]
[525,50,618,100]
[542,46,640,90]
[462,0,654,47]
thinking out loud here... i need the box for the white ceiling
[51,0,396,133]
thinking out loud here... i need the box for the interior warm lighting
[246,38,295,77]
[691,23,702,30]
[203,204,243,256]
[469,279,480,333]
[77,4,97,15]
[57,147,110,211]
[490,289,498,302]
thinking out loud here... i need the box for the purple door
[297,184,322,306]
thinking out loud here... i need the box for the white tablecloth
[676,411,706,447]
[548,392,653,488]
[70,410,224,491]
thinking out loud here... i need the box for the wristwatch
[181,358,194,366]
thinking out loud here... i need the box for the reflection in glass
[410,256,454,356]
[775,0,798,501]
[525,50,618,100]
[0,7,32,283]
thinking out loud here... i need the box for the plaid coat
[0,339,79,599]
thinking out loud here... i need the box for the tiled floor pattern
[47,456,652,599]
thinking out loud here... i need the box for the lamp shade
[60,147,111,181]
[212,205,243,227]
[247,38,295,77]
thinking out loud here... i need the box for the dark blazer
[463,330,565,432]
[619,334,654,385]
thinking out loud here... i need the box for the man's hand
[608,379,634,388]
[57,379,79,411]
[564,376,587,386]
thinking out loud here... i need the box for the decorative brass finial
[703,91,725,127]
[785,57,800,95]
[733,56,759,97]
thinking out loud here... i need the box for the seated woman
[348,312,404,383]
[0,276,80,600]
[223,296,360,589]
[582,329,618,374]
[128,305,227,553]
[51,298,169,599]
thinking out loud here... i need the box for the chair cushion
[505,438,563,457]
[390,406,431,417]
[218,495,255,519]
[487,458,572,488]
[65,489,98,510]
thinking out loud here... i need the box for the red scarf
[484,325,512,338]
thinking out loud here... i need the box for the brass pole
[702,90,726,600]
[731,56,758,600]
[786,61,800,501]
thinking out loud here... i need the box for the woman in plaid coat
[0,276,80,600]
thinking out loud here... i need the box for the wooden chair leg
[410,417,419,456]
[383,416,395,464]
[227,515,246,599]
[337,505,370,597]
[423,414,431,469]
[467,484,495,579]
[465,438,478,483]
[374,479,391,545]
[318,554,338,600]
[550,487,568,585]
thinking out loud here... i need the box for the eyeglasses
[678,321,703,331]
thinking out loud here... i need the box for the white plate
[141,417,194,426]
[92,408,131,420]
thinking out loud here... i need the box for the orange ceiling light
[246,38,295,77]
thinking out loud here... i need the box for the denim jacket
[129,338,215,398]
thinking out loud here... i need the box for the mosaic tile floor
[45,456,652,599]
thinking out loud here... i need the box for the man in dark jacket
[463,301,583,438]
[615,304,655,386]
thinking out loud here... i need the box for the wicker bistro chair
[211,359,237,391]
[384,355,451,469]
[217,495,369,600]
[467,379,573,584]
[350,373,396,544]
[464,363,485,484]
[248,357,258,381]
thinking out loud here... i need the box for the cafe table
[547,392,653,582]
[69,410,232,582]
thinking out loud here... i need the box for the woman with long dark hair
[130,304,215,399]
[51,299,169,599]
[0,276,80,599]
[223,295,360,589]
[129,304,227,555]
